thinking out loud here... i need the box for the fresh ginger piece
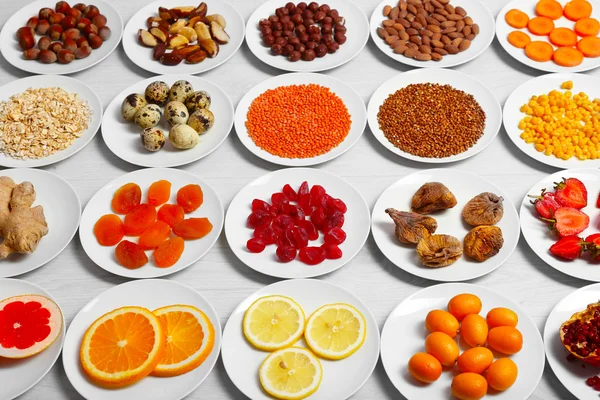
[553,46,585,66]
[147,180,171,206]
[508,31,532,48]
[578,36,600,57]
[177,184,204,213]
[535,0,563,20]
[115,240,148,269]
[94,214,124,246]
[549,28,578,47]
[138,221,171,250]
[564,0,592,21]
[575,18,600,37]
[112,183,142,214]
[505,9,529,29]
[123,204,157,236]
[153,237,184,268]
[0,177,48,258]
[173,218,213,240]
[528,16,555,35]
[157,204,185,227]
[525,41,554,61]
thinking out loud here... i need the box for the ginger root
[0,177,48,259]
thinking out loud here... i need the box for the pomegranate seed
[247,210,272,228]
[567,354,576,361]
[324,227,346,245]
[322,244,343,259]
[251,199,272,214]
[282,184,298,201]
[276,245,296,262]
[297,220,318,241]
[594,382,600,391]
[298,246,326,265]
[587,377,596,386]
[247,238,266,253]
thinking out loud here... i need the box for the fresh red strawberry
[529,189,561,219]
[543,207,590,237]
[585,234,600,260]
[550,236,585,260]
[554,178,588,209]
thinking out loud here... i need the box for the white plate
[367,69,502,163]
[370,0,494,68]
[545,283,600,400]
[234,73,366,166]
[102,74,234,168]
[0,168,81,278]
[122,0,244,75]
[372,168,520,282]
[79,168,223,279]
[0,75,102,168]
[62,279,221,400]
[504,72,600,169]
[246,0,369,72]
[0,278,65,400]
[225,168,370,279]
[520,168,600,282]
[0,0,123,75]
[496,0,600,73]
[381,283,545,400]
[222,279,380,400]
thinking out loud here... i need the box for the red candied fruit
[272,214,293,235]
[247,238,266,253]
[271,192,289,209]
[299,246,326,265]
[309,185,326,207]
[311,207,327,229]
[283,184,298,201]
[277,227,295,248]
[298,181,309,197]
[322,244,343,259]
[291,227,309,249]
[327,197,347,213]
[252,199,272,214]
[281,203,305,221]
[276,245,297,262]
[324,227,346,245]
[254,225,277,245]
[247,210,272,228]
[323,210,345,232]
[297,219,318,240]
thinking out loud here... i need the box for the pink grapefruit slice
[0,294,63,359]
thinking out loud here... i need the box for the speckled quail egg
[121,93,146,121]
[169,124,199,149]
[185,90,211,113]
[140,127,166,152]
[169,80,194,103]
[134,104,162,129]
[145,81,170,106]
[164,101,189,126]
[187,108,215,134]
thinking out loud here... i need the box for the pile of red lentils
[246,84,351,159]
[377,83,486,158]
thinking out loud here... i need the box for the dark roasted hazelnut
[310,33,321,42]
[263,35,275,46]
[321,33,333,44]
[308,2,319,12]
[274,36,287,46]
[321,23,332,34]
[291,14,303,25]
[327,41,339,53]
[334,32,347,44]
[315,43,327,57]
[297,2,308,10]
[282,43,294,56]
[282,30,293,38]
[314,11,326,22]
[298,33,309,43]
[295,43,306,53]
[287,37,300,46]
[306,40,317,49]
[280,15,290,24]
[288,50,301,61]
[271,43,283,55]
[302,48,316,60]
[302,9,313,19]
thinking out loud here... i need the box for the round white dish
[225,167,370,279]
[367,68,502,163]
[545,283,600,400]
[0,75,102,168]
[0,278,65,400]
[62,279,221,400]
[371,168,520,282]
[102,74,234,168]
[0,0,123,75]
[496,0,600,74]
[504,72,600,169]
[0,168,81,278]
[370,0,495,68]
[79,167,223,279]
[245,0,369,72]
[122,0,244,75]
[221,278,380,400]
[381,282,545,400]
[520,168,600,281]
[234,72,367,166]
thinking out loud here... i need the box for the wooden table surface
[0,0,594,398]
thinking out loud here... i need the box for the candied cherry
[309,185,326,207]
[298,246,326,265]
[323,210,344,232]
[298,181,309,197]
[327,197,347,213]
[291,226,309,249]
[277,227,296,247]
[252,199,272,214]
[272,214,293,235]
[247,210,272,228]
[324,227,346,245]
[311,207,327,229]
[254,225,277,245]
[271,192,289,208]
[322,244,343,259]
[276,245,297,262]
[283,184,298,201]
[247,238,266,253]
[297,219,318,240]
[282,203,305,221]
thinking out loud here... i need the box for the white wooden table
[0,0,593,399]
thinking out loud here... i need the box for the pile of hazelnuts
[259,2,347,62]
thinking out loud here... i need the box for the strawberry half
[543,207,590,237]
[549,235,585,260]
[586,234,600,261]
[554,177,588,209]
[529,189,561,219]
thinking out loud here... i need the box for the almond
[459,39,471,51]
[383,5,392,16]
[377,27,389,39]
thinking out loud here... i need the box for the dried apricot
[112,183,142,214]
[115,240,148,269]
[176,184,203,213]
[424,331,459,366]
[157,204,185,227]
[408,352,442,383]
[447,293,482,321]
[153,237,184,268]
[147,180,171,206]
[123,204,157,236]
[138,220,171,250]
[94,214,124,246]
[425,309,459,338]
[173,217,213,240]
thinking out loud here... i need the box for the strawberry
[554,177,588,209]
[550,236,585,260]
[543,207,590,237]
[529,189,561,219]
[585,234,600,260]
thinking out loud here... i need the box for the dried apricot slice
[124,204,157,236]
[115,240,148,269]
[138,221,171,250]
[94,214,124,246]
[173,218,213,240]
[148,180,172,206]
[157,204,185,227]
[112,183,142,214]
[153,237,185,268]
[177,184,203,213]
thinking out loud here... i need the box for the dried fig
[411,182,457,214]
[416,234,462,268]
[463,226,504,262]
[462,192,504,226]
[385,208,437,244]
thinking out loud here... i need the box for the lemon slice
[304,303,367,360]
[243,295,305,351]
[259,347,323,400]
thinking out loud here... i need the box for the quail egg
[187,108,215,134]
[121,93,146,121]
[145,81,170,106]
[134,104,162,129]
[164,101,189,126]
[169,124,199,149]
[185,90,211,113]
[169,80,194,103]
[140,127,166,152]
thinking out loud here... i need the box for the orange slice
[80,306,166,387]
[152,305,215,377]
